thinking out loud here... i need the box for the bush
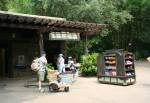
[134,50,149,60]
[45,63,54,71]
[44,63,55,81]
[80,53,99,76]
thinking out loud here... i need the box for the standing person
[147,57,150,62]
[70,62,76,81]
[38,51,47,92]
[57,54,65,74]
[68,56,74,64]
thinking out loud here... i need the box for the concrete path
[0,61,150,103]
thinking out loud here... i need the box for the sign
[49,32,80,40]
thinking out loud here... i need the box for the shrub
[80,53,99,76]
[45,63,54,71]
[44,63,55,81]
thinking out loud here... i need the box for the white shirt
[57,57,64,65]
[38,56,47,72]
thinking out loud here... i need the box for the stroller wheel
[49,83,59,92]
[64,87,69,92]
[49,87,53,92]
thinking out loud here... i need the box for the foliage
[66,41,83,61]
[114,0,150,58]
[6,0,132,29]
[6,0,45,14]
[127,0,150,43]
[88,0,150,59]
[66,0,132,28]
[80,53,98,76]
[45,63,54,71]
[0,0,8,10]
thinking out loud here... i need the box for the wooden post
[38,31,44,56]
[83,32,88,54]
[37,27,48,56]
[60,41,67,57]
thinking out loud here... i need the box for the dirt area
[0,61,150,103]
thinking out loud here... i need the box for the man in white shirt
[38,51,47,92]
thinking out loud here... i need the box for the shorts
[38,71,45,81]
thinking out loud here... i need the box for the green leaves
[66,41,83,60]
[0,0,8,10]
[80,53,98,76]
[45,63,54,71]
[6,0,132,29]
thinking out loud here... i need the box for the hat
[68,56,72,59]
[59,54,63,57]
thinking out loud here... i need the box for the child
[70,63,76,81]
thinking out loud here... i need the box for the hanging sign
[49,32,80,40]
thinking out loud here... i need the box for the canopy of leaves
[6,0,132,29]
[0,0,8,10]
[89,0,150,59]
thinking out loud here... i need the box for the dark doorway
[45,41,62,68]
[0,48,6,77]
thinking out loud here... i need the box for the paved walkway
[0,61,150,103]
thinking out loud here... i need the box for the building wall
[12,42,39,77]
[0,28,67,77]
[0,28,39,77]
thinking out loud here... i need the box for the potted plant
[45,63,54,71]
[45,63,58,82]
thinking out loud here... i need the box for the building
[0,11,107,78]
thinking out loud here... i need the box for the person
[68,56,74,64]
[147,57,150,62]
[37,51,47,92]
[57,54,65,74]
[70,62,76,81]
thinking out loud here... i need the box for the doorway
[0,48,6,78]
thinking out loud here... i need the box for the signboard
[49,32,80,40]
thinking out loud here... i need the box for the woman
[57,54,65,74]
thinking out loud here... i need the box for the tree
[0,0,8,10]
[98,0,150,59]
[6,0,44,14]
[6,0,132,28]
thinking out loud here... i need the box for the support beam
[37,27,49,56]
[83,32,88,54]
[38,31,44,56]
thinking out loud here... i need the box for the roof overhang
[0,11,107,33]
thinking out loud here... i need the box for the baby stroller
[47,70,70,92]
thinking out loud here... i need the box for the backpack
[31,58,40,72]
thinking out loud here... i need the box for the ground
[0,61,150,103]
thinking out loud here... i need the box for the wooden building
[0,11,107,77]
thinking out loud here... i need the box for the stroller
[47,70,70,92]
